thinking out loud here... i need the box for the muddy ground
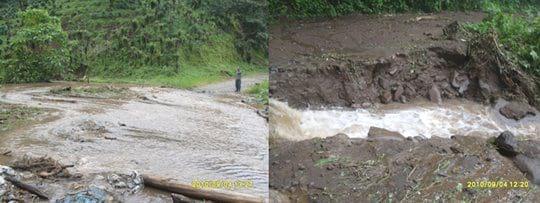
[0,75,268,202]
[269,12,540,202]
[270,133,540,202]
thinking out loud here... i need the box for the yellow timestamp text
[466,181,529,189]
[191,179,254,190]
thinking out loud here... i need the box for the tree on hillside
[2,9,69,83]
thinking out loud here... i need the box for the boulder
[495,131,540,185]
[367,127,404,141]
[499,102,536,121]
[379,90,392,104]
[495,131,519,156]
[513,155,540,185]
[451,71,469,96]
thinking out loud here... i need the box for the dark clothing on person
[235,70,242,92]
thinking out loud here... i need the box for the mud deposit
[269,12,540,202]
[270,133,540,202]
[0,82,268,201]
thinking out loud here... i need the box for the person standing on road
[235,68,242,92]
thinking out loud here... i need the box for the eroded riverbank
[269,11,540,202]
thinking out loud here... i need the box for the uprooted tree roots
[465,30,539,110]
[11,156,75,179]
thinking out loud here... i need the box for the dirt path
[195,74,268,94]
[0,82,268,201]
[270,11,484,65]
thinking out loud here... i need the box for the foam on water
[271,99,539,140]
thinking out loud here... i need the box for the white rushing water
[271,99,539,140]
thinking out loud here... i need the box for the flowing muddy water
[271,99,539,140]
[0,82,268,201]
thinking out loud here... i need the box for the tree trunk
[142,175,263,203]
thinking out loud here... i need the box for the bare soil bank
[269,12,539,111]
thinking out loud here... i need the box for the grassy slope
[1,0,267,88]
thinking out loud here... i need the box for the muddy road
[0,75,268,201]
[269,11,540,202]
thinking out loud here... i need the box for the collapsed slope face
[271,40,539,110]
[269,13,539,110]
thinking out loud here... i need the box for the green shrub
[2,9,69,83]
[466,11,540,77]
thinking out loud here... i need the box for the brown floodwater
[0,82,268,201]
[271,98,539,141]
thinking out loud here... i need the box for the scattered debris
[57,186,114,203]
[49,85,135,100]
[12,155,75,179]
[4,176,49,200]
[107,171,143,194]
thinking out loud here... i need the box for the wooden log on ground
[142,175,263,203]
[4,176,49,200]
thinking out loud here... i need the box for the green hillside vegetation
[0,0,267,88]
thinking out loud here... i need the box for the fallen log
[4,176,49,200]
[142,175,263,203]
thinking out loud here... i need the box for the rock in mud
[324,133,352,146]
[451,71,469,95]
[443,21,461,40]
[392,85,404,101]
[429,84,442,104]
[513,155,540,185]
[495,131,540,185]
[367,127,404,141]
[388,68,399,76]
[379,90,393,104]
[495,131,519,156]
[499,102,536,121]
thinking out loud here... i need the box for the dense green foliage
[2,9,69,83]
[269,0,539,18]
[0,0,267,87]
[466,9,540,77]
